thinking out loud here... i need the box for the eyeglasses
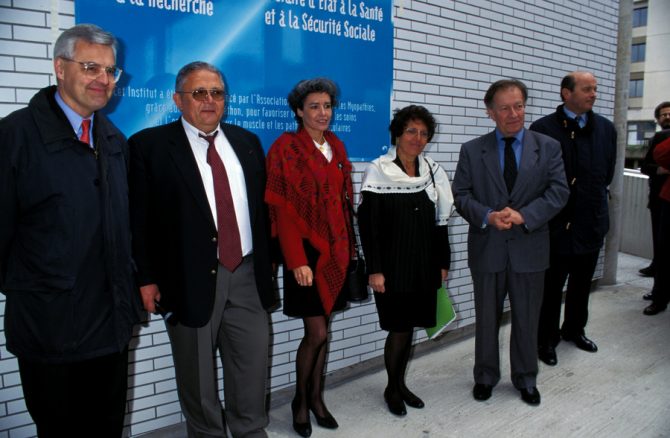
[404,127,429,139]
[60,57,122,83]
[176,88,225,101]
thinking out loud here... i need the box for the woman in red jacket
[265,78,354,437]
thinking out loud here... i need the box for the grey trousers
[472,268,544,390]
[167,257,270,438]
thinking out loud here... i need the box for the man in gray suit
[452,79,569,406]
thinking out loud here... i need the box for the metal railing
[620,169,653,258]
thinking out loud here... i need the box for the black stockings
[293,315,331,423]
[384,330,414,401]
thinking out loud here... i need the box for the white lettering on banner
[264,0,385,42]
[115,0,215,16]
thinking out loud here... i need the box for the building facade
[626,0,670,167]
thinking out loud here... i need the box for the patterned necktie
[503,136,517,194]
[200,132,243,272]
[79,118,91,145]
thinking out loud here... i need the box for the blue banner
[76,0,393,161]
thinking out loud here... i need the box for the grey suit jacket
[451,129,569,274]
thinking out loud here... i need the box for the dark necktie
[79,118,91,145]
[200,132,243,272]
[503,136,517,194]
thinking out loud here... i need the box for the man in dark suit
[530,71,617,365]
[639,102,670,283]
[452,79,568,406]
[129,61,278,437]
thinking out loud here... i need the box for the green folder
[425,285,456,339]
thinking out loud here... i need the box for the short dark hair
[560,73,577,102]
[483,79,528,109]
[389,105,437,145]
[655,101,670,120]
[54,24,118,60]
[175,61,223,92]
[287,78,339,126]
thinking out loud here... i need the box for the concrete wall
[0,0,620,436]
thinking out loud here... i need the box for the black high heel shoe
[291,399,312,437]
[400,388,425,409]
[309,405,339,429]
[383,387,407,416]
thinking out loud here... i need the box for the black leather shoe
[291,399,312,437]
[644,303,667,316]
[400,389,425,409]
[561,333,597,352]
[472,383,493,401]
[538,345,557,366]
[384,388,407,416]
[519,387,541,406]
[639,265,655,277]
[643,292,654,301]
[309,406,338,429]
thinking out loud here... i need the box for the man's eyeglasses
[60,57,122,83]
[404,127,430,139]
[176,89,225,101]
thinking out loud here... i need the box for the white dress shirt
[181,118,253,257]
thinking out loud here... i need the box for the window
[629,79,644,98]
[633,7,648,27]
[631,43,646,62]
[627,121,656,146]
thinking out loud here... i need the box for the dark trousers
[648,198,661,272]
[652,200,670,306]
[472,268,544,390]
[538,249,599,347]
[18,348,129,438]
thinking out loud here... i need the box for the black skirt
[283,240,348,317]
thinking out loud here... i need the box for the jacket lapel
[166,121,216,227]
[513,131,539,194]
[481,131,507,196]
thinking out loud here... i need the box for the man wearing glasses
[0,24,139,436]
[128,61,277,437]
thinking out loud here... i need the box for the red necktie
[79,119,91,145]
[200,132,243,272]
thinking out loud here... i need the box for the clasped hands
[488,207,524,231]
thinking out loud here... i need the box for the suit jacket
[451,129,569,274]
[129,119,278,328]
[529,106,616,254]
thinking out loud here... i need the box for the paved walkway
[145,253,670,438]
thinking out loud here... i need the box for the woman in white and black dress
[358,105,453,416]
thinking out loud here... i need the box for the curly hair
[389,105,437,145]
[287,78,339,126]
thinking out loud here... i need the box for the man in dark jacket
[129,62,278,437]
[638,102,670,282]
[530,71,616,366]
[0,24,140,436]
